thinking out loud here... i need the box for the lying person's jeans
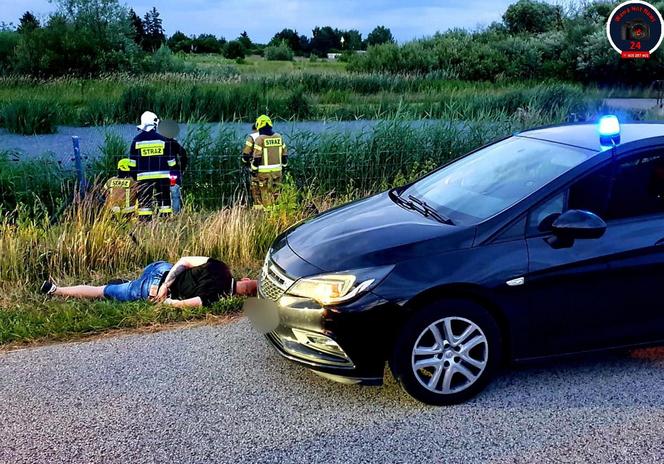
[103,261,173,302]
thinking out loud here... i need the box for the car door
[524,163,618,357]
[525,149,664,357]
[597,148,664,346]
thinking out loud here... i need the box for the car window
[402,137,595,225]
[527,193,565,235]
[495,216,527,242]
[606,150,664,220]
[568,164,613,218]
[527,150,664,235]
[527,164,612,235]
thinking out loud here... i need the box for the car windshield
[402,137,594,224]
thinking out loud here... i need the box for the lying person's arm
[163,297,203,308]
[155,256,210,302]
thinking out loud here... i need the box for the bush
[285,86,311,118]
[12,6,141,77]
[192,33,224,54]
[224,40,246,60]
[503,0,562,34]
[346,3,664,84]
[347,43,401,73]
[264,40,294,61]
[141,45,189,73]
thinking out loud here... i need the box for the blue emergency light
[598,115,620,146]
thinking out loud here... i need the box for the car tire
[390,298,502,405]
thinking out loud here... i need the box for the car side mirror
[548,209,607,248]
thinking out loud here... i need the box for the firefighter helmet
[137,111,160,131]
[255,115,272,130]
[117,158,133,172]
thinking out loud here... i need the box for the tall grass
[0,196,290,287]
[0,187,310,343]
[0,151,75,213]
[0,72,615,133]
[0,98,62,134]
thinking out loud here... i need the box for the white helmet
[137,111,160,131]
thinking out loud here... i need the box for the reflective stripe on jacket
[137,171,172,181]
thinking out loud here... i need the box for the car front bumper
[258,258,401,385]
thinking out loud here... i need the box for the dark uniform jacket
[129,130,180,215]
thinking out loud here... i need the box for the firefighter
[249,115,288,209]
[129,111,178,217]
[104,158,137,215]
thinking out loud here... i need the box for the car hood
[284,191,475,271]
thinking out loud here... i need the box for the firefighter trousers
[250,171,282,207]
[136,179,172,216]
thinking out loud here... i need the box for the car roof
[517,121,664,152]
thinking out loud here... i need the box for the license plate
[243,297,280,334]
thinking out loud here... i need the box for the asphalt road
[1,319,663,464]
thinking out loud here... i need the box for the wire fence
[0,146,444,215]
[2,118,501,215]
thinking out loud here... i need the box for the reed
[0,72,616,133]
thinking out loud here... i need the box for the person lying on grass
[40,257,258,308]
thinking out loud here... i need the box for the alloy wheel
[411,316,488,395]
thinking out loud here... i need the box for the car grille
[259,256,295,302]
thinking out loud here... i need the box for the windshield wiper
[408,195,455,225]
[391,191,417,210]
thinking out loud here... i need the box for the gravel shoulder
[1,318,662,464]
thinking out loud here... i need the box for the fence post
[72,136,87,197]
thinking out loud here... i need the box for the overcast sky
[0,0,561,42]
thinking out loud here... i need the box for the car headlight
[287,265,394,306]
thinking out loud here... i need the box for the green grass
[0,98,62,134]
[0,198,297,345]
[0,55,659,134]
[0,151,75,213]
[184,54,347,75]
[0,296,244,345]
[0,70,625,133]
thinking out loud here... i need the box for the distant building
[327,50,367,60]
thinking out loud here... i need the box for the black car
[255,117,664,405]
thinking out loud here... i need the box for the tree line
[0,0,396,76]
[167,25,395,58]
[347,0,664,85]
[1,0,663,85]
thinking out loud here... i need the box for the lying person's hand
[154,284,169,303]
[163,297,203,308]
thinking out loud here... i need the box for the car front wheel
[390,299,502,405]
